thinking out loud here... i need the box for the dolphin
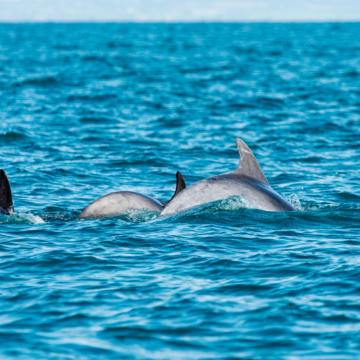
[79,171,186,219]
[161,138,294,216]
[0,170,14,215]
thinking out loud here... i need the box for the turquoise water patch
[1,23,360,359]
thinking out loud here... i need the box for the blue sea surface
[0,23,360,359]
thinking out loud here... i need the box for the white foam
[0,213,45,224]
[287,194,303,211]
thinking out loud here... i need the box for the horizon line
[0,19,360,24]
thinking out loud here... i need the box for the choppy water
[1,23,360,359]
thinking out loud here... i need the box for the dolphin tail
[233,138,269,185]
[0,170,14,215]
[163,171,186,205]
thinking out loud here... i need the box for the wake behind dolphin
[161,138,294,216]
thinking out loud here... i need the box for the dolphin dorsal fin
[233,138,269,185]
[0,170,14,215]
[164,171,186,205]
[170,171,186,202]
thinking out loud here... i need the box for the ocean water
[0,23,360,359]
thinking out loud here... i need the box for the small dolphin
[0,170,14,215]
[79,171,186,219]
[161,138,294,216]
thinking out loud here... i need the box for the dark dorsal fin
[232,138,269,185]
[163,171,186,205]
[0,170,14,215]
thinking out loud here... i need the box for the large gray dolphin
[161,138,294,216]
[79,171,186,219]
[0,170,13,215]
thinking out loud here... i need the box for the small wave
[0,213,45,224]
[175,195,301,216]
[343,70,359,79]
[81,54,108,62]
[67,94,118,102]
[15,75,58,87]
[299,199,360,212]
[336,191,360,202]
[160,196,255,221]
[287,193,303,211]
[39,207,78,222]
[0,131,28,142]
[255,96,285,110]
[120,209,160,223]
[292,156,324,163]
[79,116,114,124]
[210,196,255,212]
[78,209,160,223]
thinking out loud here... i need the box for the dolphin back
[0,170,14,215]
[161,138,295,215]
[79,191,164,219]
[79,171,186,219]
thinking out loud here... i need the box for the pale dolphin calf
[161,138,294,216]
[0,170,13,215]
[79,171,186,219]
